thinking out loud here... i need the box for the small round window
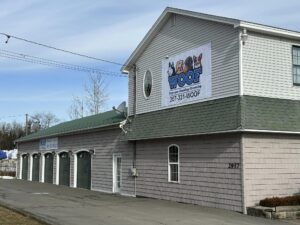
[143,70,152,98]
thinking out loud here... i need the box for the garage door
[77,151,91,189]
[22,154,28,180]
[59,152,70,186]
[44,153,53,183]
[32,154,40,182]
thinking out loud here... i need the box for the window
[143,70,152,98]
[168,145,179,182]
[293,46,300,85]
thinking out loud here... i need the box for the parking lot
[0,179,293,225]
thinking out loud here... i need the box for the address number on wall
[228,163,240,169]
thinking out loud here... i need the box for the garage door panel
[32,154,40,182]
[59,152,70,186]
[77,152,91,189]
[22,155,28,180]
[44,153,53,184]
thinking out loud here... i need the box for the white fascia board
[237,21,300,40]
[121,9,170,72]
[242,129,300,135]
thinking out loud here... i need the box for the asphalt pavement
[0,179,294,225]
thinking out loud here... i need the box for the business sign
[161,43,212,107]
[39,138,58,151]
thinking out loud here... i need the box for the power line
[0,32,126,67]
[0,49,127,77]
[0,114,23,120]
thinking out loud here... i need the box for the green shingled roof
[16,110,126,143]
[241,95,300,132]
[126,96,241,140]
[126,95,300,140]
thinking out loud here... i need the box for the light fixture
[5,35,10,44]
[241,28,248,45]
[89,149,95,155]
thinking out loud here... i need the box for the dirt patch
[0,206,44,225]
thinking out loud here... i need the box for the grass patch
[0,206,44,225]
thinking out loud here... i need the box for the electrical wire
[0,114,23,120]
[0,32,126,67]
[0,49,127,77]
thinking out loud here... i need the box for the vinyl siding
[17,129,135,196]
[135,134,243,212]
[243,31,300,100]
[242,133,300,208]
[128,14,240,115]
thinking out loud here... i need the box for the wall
[243,31,300,100]
[17,128,135,196]
[128,14,240,116]
[242,133,300,207]
[58,129,134,195]
[135,133,243,212]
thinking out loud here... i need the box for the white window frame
[292,45,300,86]
[112,153,122,193]
[168,144,180,183]
[143,70,153,99]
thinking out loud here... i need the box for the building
[16,110,135,196]
[16,7,300,214]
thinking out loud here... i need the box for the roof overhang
[121,7,300,73]
[236,21,300,41]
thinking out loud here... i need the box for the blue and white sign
[161,43,212,107]
[39,138,58,151]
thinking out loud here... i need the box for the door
[113,154,122,193]
[44,153,53,183]
[59,152,70,186]
[22,154,28,180]
[77,151,91,189]
[32,154,40,182]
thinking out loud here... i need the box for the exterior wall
[58,129,135,195]
[128,14,240,116]
[135,134,243,212]
[17,128,135,196]
[243,31,300,100]
[128,69,135,116]
[242,133,300,208]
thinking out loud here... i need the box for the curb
[0,200,56,225]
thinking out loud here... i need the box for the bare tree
[68,73,108,119]
[30,112,60,131]
[68,96,84,120]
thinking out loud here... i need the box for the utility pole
[25,114,28,135]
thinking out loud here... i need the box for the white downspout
[239,28,247,214]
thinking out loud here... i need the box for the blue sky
[1,0,300,124]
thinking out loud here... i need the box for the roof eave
[237,21,300,40]
[121,7,300,73]
[15,122,121,143]
[121,7,239,73]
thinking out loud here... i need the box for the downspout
[132,64,137,197]
[238,28,247,214]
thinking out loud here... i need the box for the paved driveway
[0,179,292,225]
